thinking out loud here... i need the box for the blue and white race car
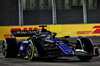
[2,26,99,61]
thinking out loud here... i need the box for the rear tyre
[77,37,93,61]
[2,38,18,58]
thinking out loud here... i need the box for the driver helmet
[38,29,47,34]
[39,29,42,34]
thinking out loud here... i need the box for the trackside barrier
[0,24,100,40]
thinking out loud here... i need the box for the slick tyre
[31,38,44,57]
[27,39,40,61]
[2,38,18,58]
[27,39,44,61]
[27,43,35,61]
[77,37,93,61]
[81,38,94,54]
[78,56,93,61]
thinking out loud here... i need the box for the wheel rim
[2,42,7,57]
[27,44,33,58]
[27,43,39,60]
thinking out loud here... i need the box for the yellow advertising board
[0,24,100,40]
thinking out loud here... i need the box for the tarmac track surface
[0,36,100,66]
[0,53,100,66]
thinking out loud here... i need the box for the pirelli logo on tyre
[77,26,100,34]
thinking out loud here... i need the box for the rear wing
[11,28,38,37]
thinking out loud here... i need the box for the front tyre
[78,56,93,61]
[27,40,39,61]
[77,37,93,61]
[27,44,34,61]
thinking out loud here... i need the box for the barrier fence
[0,24,100,40]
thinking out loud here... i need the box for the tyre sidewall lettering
[28,40,34,60]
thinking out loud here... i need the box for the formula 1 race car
[2,26,99,61]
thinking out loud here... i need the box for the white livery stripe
[22,41,28,43]
[45,40,53,43]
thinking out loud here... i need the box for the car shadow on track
[0,56,99,64]
[28,57,93,63]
